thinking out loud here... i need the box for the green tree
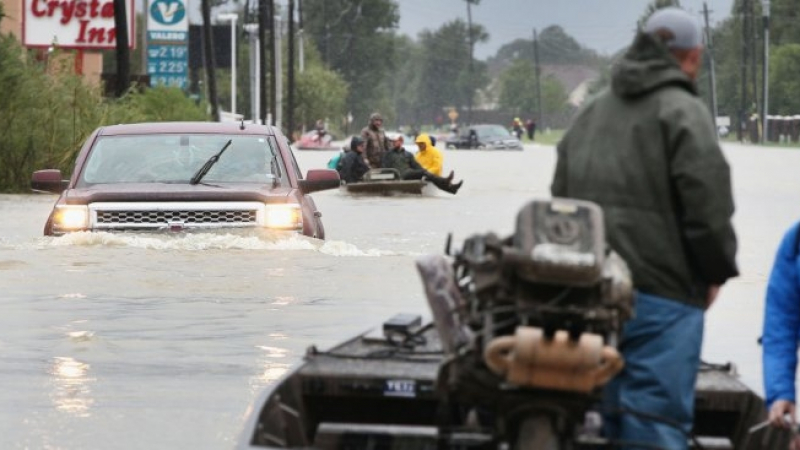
[769,44,800,114]
[294,66,349,135]
[498,59,537,115]
[538,25,601,65]
[498,60,568,120]
[491,26,603,69]
[303,0,399,128]
[416,19,488,124]
[767,0,800,46]
[384,34,422,128]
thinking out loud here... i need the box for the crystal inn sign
[22,0,135,49]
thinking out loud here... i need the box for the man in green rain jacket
[551,8,738,449]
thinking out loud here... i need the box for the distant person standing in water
[525,118,536,141]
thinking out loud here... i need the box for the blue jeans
[602,292,704,450]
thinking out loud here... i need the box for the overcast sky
[186,1,736,60]
[396,0,736,58]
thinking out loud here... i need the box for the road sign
[448,108,459,123]
[147,0,189,89]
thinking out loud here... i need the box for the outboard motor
[416,198,634,449]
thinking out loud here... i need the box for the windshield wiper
[190,139,232,185]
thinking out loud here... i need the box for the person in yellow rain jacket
[414,133,449,178]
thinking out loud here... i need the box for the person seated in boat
[414,133,446,176]
[314,119,328,143]
[761,220,800,447]
[336,136,370,184]
[382,134,463,194]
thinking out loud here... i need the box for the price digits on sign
[157,61,187,73]
[153,46,187,58]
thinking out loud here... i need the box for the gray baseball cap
[643,7,703,50]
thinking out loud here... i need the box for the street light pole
[761,0,770,144]
[244,23,260,123]
[218,13,238,117]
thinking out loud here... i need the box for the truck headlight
[53,205,89,231]
[264,204,303,230]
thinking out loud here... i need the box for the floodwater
[1,141,798,449]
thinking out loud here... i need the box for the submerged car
[445,124,524,150]
[31,122,341,239]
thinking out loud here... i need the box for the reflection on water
[50,357,95,418]
[250,344,291,392]
[270,296,295,306]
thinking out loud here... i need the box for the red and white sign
[23,0,135,49]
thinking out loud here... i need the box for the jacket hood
[611,32,697,98]
[414,133,432,149]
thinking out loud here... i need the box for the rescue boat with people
[295,130,340,151]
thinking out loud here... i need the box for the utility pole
[268,0,276,126]
[749,0,759,132]
[762,0,770,143]
[738,0,748,141]
[288,0,295,139]
[258,0,268,124]
[466,1,474,126]
[703,3,719,126]
[201,0,220,122]
[112,0,130,98]
[275,13,283,130]
[244,23,260,122]
[297,0,304,73]
[533,28,543,128]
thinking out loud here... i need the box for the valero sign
[146,0,189,88]
[22,0,135,49]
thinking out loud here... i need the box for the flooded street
[2,141,799,449]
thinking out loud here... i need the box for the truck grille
[88,202,264,229]
[96,209,257,224]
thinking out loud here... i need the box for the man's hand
[706,284,721,308]
[769,399,796,429]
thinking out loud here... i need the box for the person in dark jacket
[762,221,800,447]
[336,136,370,184]
[525,119,536,141]
[550,8,738,449]
[361,112,391,169]
[382,134,463,194]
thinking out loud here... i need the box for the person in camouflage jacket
[361,112,391,168]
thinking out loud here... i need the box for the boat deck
[238,320,792,449]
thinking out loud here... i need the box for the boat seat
[363,168,401,181]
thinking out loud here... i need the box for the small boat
[235,314,789,450]
[342,169,428,196]
[296,131,340,151]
